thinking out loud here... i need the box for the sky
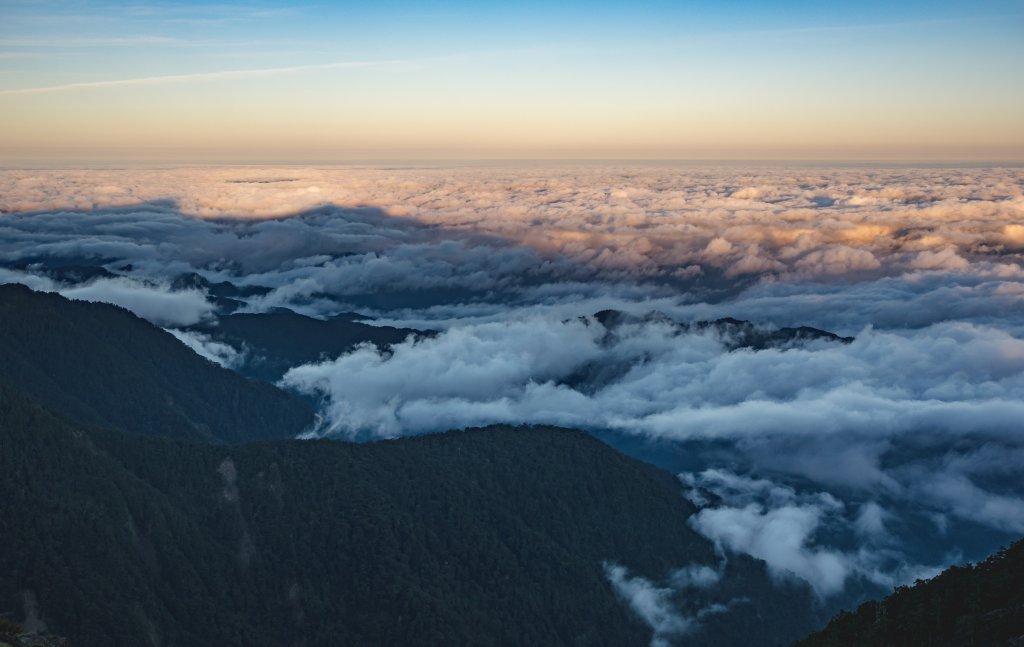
[1,0,1022,163]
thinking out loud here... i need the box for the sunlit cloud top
[1,0,1022,162]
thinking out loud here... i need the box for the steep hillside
[0,385,820,647]
[794,539,1024,646]
[0,284,313,442]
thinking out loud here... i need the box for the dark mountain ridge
[591,309,854,350]
[187,307,429,383]
[0,283,313,443]
[170,272,272,313]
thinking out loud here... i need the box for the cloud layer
[2,164,1022,613]
[0,165,1022,332]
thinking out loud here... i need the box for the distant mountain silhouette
[560,310,853,393]
[0,284,313,442]
[592,309,854,349]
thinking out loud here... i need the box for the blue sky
[1,0,1022,161]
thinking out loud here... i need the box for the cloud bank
[1,164,1022,607]
[0,165,1021,332]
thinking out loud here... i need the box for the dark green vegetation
[0,385,822,647]
[795,539,1024,647]
[0,284,313,443]
[188,308,426,383]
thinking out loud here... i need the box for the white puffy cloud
[681,470,944,598]
[0,267,56,291]
[59,278,214,326]
[283,317,1024,445]
[690,503,850,597]
[165,329,243,368]
[604,561,738,647]
[604,564,696,647]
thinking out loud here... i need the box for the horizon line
[3,158,1023,170]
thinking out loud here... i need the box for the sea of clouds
[1,164,1022,631]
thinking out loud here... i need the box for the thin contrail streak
[0,59,398,96]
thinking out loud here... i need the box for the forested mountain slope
[0,385,820,647]
[794,538,1024,646]
[0,284,313,442]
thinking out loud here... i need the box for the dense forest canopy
[0,384,826,647]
